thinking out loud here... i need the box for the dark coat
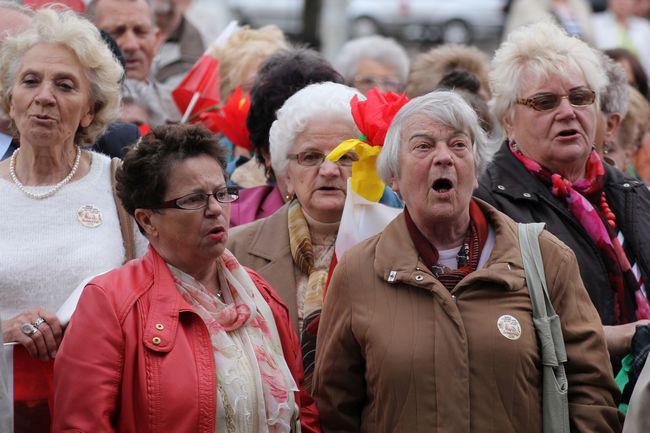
[475,142,650,325]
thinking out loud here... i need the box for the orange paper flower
[195,87,252,150]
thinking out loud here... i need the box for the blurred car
[503,0,607,13]
[228,0,507,44]
[227,0,303,35]
[347,0,507,44]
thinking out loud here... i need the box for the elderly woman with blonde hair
[209,24,288,161]
[0,7,145,430]
[210,24,288,101]
[476,21,650,360]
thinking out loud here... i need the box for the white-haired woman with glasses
[53,124,320,433]
[475,21,650,359]
[228,82,362,391]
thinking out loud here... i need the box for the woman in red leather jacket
[52,124,320,433]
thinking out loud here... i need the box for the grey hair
[334,35,410,84]
[0,7,123,146]
[600,52,630,116]
[269,81,362,176]
[490,21,607,128]
[377,90,491,183]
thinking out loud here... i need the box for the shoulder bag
[518,222,570,433]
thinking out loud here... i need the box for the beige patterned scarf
[287,200,334,392]
[287,200,329,323]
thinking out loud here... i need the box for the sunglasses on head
[516,88,595,111]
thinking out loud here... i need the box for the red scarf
[509,141,650,323]
[405,199,488,291]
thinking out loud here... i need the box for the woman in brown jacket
[313,91,622,433]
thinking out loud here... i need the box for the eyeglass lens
[522,89,595,111]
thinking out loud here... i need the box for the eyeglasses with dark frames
[155,187,239,210]
[287,150,359,167]
[516,88,595,111]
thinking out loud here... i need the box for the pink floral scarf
[510,142,650,324]
[168,250,298,433]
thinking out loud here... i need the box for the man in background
[88,0,180,125]
[151,0,205,87]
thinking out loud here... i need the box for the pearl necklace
[9,145,82,199]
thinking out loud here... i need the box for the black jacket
[475,142,650,326]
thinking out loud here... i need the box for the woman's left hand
[3,308,63,361]
[603,320,650,357]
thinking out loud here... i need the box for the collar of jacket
[373,200,527,295]
[241,202,292,262]
[486,141,646,202]
[130,245,202,354]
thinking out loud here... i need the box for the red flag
[138,123,152,137]
[172,55,220,121]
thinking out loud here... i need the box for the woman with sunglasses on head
[53,124,319,433]
[228,82,362,392]
[476,21,650,360]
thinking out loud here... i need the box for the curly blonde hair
[209,25,288,100]
[407,44,490,98]
[0,7,123,146]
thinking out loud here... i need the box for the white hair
[377,90,491,183]
[0,7,123,145]
[269,82,362,176]
[334,35,410,84]
[490,21,607,129]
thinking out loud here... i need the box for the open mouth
[557,129,578,138]
[207,226,224,236]
[431,178,454,193]
[318,186,339,191]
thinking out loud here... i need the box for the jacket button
[623,183,631,188]
[155,323,164,330]
[497,185,506,190]
[415,275,424,281]
[523,192,532,198]
[152,337,161,345]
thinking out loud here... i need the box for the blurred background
[187,0,609,59]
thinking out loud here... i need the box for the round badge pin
[77,204,102,228]
[497,314,522,340]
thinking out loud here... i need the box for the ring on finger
[20,323,38,336]
[33,317,46,328]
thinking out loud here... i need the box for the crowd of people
[2,0,650,432]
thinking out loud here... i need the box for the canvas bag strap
[518,222,570,433]
[111,157,136,262]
